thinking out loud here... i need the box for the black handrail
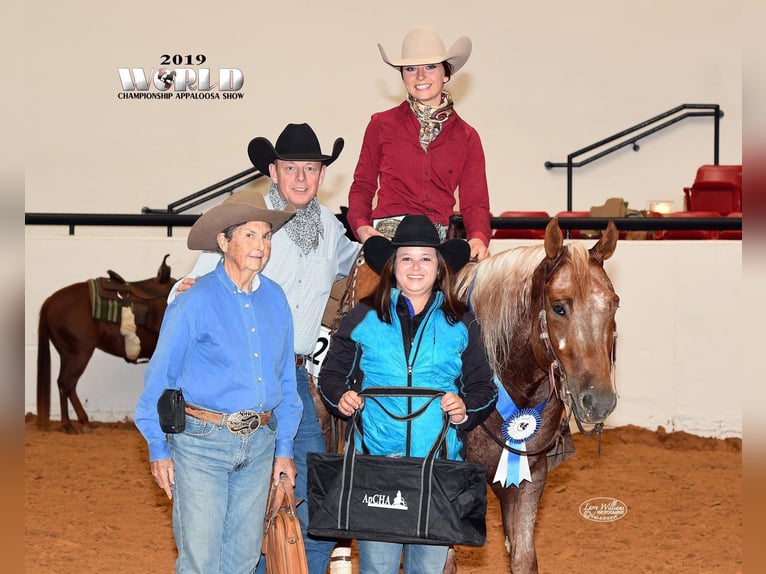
[25,212,741,236]
[141,167,264,215]
[545,104,724,211]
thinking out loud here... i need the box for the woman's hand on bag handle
[272,457,297,487]
[339,390,363,417]
[441,392,469,425]
[151,458,175,499]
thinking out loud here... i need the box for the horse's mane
[458,242,592,374]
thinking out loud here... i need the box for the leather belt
[185,405,271,435]
[295,354,306,367]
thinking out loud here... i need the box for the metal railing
[25,168,266,236]
[141,167,264,215]
[25,212,742,238]
[545,104,724,211]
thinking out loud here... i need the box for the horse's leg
[500,456,549,574]
[442,547,458,574]
[36,303,53,430]
[56,348,95,434]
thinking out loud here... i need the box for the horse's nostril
[581,392,593,409]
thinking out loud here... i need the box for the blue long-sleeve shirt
[135,262,302,461]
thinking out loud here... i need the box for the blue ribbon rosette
[492,375,547,487]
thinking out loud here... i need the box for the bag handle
[262,475,301,555]
[338,388,453,537]
[265,474,298,522]
[359,387,445,422]
[350,387,450,455]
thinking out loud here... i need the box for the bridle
[480,247,617,458]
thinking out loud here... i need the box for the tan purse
[262,475,308,574]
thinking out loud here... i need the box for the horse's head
[534,218,620,424]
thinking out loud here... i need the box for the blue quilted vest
[350,289,469,460]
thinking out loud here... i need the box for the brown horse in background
[315,219,619,573]
[37,255,175,433]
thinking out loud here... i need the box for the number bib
[306,326,332,379]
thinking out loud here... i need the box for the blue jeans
[357,540,449,574]
[169,414,277,574]
[255,365,336,574]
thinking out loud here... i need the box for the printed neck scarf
[268,183,323,255]
[408,91,454,152]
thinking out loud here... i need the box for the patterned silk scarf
[408,91,454,152]
[268,183,324,255]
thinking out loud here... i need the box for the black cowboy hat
[247,123,344,175]
[364,215,471,275]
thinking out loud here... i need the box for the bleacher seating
[718,211,742,240]
[492,211,549,239]
[554,211,591,239]
[660,211,721,240]
[683,164,742,215]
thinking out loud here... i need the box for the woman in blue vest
[318,214,497,574]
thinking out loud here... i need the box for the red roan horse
[452,218,619,572]
[36,255,175,433]
[318,218,619,573]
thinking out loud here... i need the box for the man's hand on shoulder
[356,225,383,243]
[176,277,196,295]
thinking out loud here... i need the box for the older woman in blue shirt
[135,189,302,574]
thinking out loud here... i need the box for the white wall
[24,0,742,218]
[23,1,744,438]
[24,232,742,439]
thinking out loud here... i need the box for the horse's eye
[551,303,566,316]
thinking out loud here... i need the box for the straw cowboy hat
[247,123,344,175]
[187,188,296,251]
[364,215,471,275]
[378,27,472,74]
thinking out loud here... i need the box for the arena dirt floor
[24,415,742,573]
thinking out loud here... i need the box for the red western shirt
[347,101,491,245]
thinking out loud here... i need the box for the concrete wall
[24,232,742,439]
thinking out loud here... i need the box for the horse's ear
[544,217,564,259]
[591,220,618,262]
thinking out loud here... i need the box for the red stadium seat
[683,164,742,215]
[492,211,550,239]
[661,211,721,240]
[554,211,591,239]
[718,211,742,240]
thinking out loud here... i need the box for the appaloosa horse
[37,255,175,433]
[452,218,619,572]
[316,218,619,573]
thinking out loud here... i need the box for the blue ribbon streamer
[493,375,548,487]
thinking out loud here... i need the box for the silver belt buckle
[225,409,260,435]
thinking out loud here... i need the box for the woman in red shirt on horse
[347,27,492,261]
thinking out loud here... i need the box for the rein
[332,252,367,333]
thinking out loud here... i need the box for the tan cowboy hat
[378,27,472,74]
[187,189,296,251]
[364,215,470,275]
